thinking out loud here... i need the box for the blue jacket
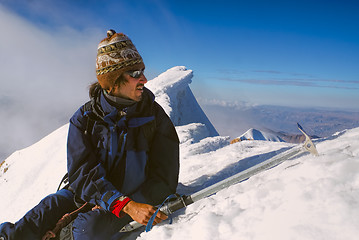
[67,86,179,211]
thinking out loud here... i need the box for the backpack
[56,100,156,192]
[56,101,93,192]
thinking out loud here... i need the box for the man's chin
[133,94,143,102]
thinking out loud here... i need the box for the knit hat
[96,30,145,90]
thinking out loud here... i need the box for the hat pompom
[107,29,116,38]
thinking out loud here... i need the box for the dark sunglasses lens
[129,70,143,78]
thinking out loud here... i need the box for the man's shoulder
[69,101,91,126]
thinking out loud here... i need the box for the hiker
[0,29,180,240]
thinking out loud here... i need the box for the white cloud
[197,97,255,109]
[0,5,101,160]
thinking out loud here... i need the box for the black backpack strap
[84,117,96,136]
[83,100,97,136]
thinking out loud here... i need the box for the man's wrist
[122,199,133,214]
[110,196,131,218]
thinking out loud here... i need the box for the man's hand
[122,201,168,226]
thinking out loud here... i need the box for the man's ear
[107,85,117,95]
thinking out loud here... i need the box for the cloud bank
[218,69,359,90]
[0,5,101,161]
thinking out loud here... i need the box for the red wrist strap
[110,197,131,218]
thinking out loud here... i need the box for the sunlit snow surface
[1,67,358,240]
[137,128,359,240]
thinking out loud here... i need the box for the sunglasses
[127,69,145,78]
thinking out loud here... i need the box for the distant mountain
[200,103,359,140]
[231,128,284,143]
[230,127,321,144]
[261,128,320,143]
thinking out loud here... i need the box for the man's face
[111,70,148,102]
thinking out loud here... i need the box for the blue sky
[1,0,359,110]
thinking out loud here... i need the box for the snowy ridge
[1,67,359,240]
[146,66,218,136]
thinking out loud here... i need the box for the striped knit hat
[96,30,145,90]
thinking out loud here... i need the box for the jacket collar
[96,87,155,118]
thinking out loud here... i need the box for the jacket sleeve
[67,107,124,210]
[131,102,180,205]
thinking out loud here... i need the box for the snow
[1,66,359,240]
[138,128,359,240]
[0,125,68,223]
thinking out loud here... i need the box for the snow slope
[1,67,359,240]
[135,128,359,240]
[0,124,68,223]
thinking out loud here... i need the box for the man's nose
[139,74,148,84]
